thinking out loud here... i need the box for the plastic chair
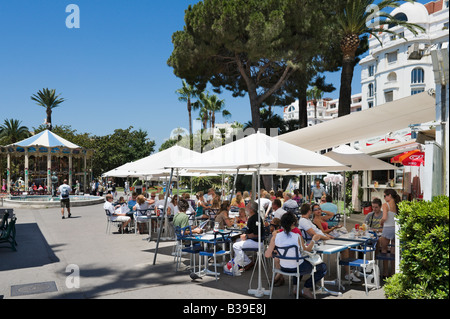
[198,231,232,281]
[134,208,154,235]
[269,245,316,299]
[174,226,203,272]
[327,213,342,227]
[105,209,123,234]
[0,217,18,251]
[338,233,380,295]
[0,211,9,231]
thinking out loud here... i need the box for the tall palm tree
[306,86,324,125]
[0,119,30,145]
[336,0,425,117]
[175,80,198,150]
[193,91,211,130]
[31,88,65,131]
[207,94,231,130]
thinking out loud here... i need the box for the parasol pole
[153,167,174,265]
[248,165,269,297]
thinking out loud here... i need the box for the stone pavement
[0,198,386,300]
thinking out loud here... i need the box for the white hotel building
[359,0,448,147]
[281,0,448,202]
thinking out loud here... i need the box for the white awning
[277,92,436,152]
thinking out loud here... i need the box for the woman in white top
[380,189,400,279]
[265,212,326,299]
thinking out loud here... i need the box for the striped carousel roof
[10,130,81,149]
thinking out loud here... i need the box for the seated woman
[209,198,220,219]
[195,191,210,219]
[235,207,248,226]
[311,203,341,235]
[310,203,359,282]
[134,194,153,233]
[215,201,234,229]
[265,212,326,299]
[231,193,246,208]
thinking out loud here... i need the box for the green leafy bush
[384,196,449,299]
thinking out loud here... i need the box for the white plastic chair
[105,210,123,234]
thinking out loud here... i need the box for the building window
[385,91,394,103]
[411,88,425,95]
[387,51,398,64]
[389,13,408,29]
[368,83,375,97]
[411,67,425,84]
[368,65,375,77]
[368,101,374,108]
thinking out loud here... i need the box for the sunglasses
[313,208,321,211]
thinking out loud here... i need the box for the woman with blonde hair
[231,193,245,208]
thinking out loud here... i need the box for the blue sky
[0,0,430,150]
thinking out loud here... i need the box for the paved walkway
[0,198,386,300]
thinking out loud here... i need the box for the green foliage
[30,88,65,127]
[91,127,155,177]
[0,119,31,145]
[168,0,338,129]
[384,196,449,299]
[190,176,224,194]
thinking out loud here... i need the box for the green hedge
[384,196,449,299]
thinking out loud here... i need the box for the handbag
[302,250,323,266]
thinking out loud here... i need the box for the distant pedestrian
[59,179,72,219]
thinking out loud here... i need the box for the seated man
[298,203,332,242]
[282,192,299,212]
[232,202,264,271]
[127,192,138,211]
[272,199,287,220]
[173,198,202,234]
[104,194,131,233]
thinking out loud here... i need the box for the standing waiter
[310,179,326,203]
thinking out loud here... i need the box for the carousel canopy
[8,129,82,149]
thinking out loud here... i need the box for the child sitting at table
[174,198,203,234]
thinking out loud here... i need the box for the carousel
[0,130,94,195]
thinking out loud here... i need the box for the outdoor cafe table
[334,232,376,242]
[184,230,243,277]
[313,239,363,295]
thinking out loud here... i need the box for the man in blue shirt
[310,179,326,203]
[320,195,338,227]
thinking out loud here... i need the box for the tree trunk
[248,89,261,131]
[188,99,193,150]
[338,53,356,117]
[297,83,308,129]
[46,109,52,131]
[314,100,317,124]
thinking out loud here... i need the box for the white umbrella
[156,132,349,297]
